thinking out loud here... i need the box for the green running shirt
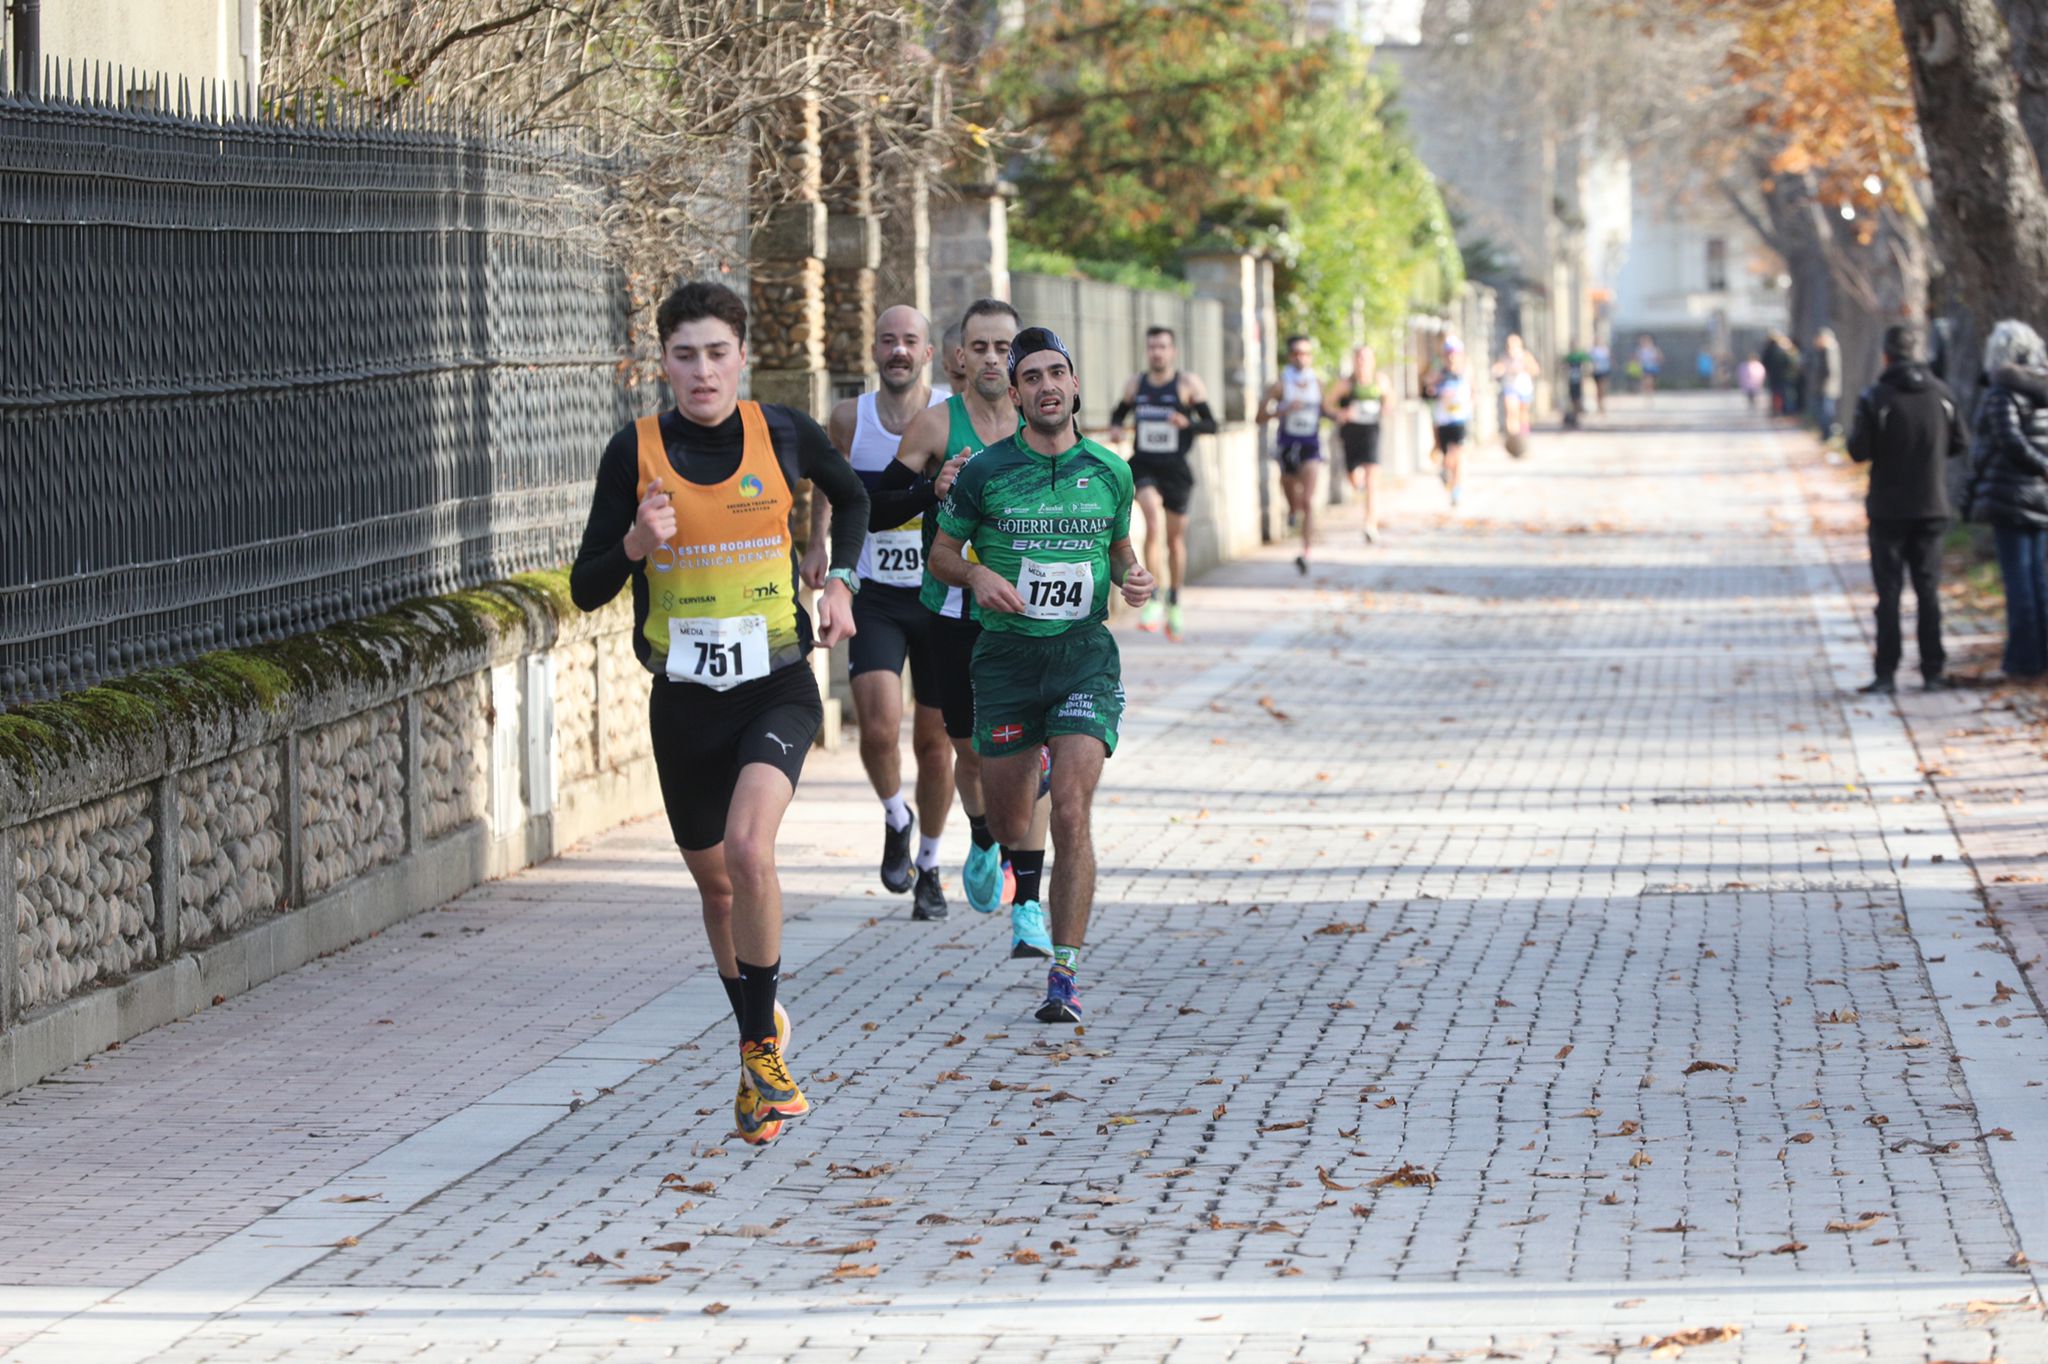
[935,431,1134,638]
[918,394,996,620]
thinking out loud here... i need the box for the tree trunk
[1996,0,2048,173]
[1893,0,2048,412]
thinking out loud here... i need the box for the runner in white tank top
[825,305,955,920]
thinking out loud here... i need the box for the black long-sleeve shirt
[571,404,869,669]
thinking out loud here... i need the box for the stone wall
[177,747,284,948]
[13,787,155,1012]
[0,578,662,1094]
[301,703,405,900]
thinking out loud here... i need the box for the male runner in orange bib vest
[571,282,870,1145]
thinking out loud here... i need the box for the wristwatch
[825,567,861,595]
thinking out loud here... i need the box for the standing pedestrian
[1761,332,1789,415]
[1845,323,1967,694]
[1965,320,2048,681]
[1739,354,1764,410]
[1813,327,1843,440]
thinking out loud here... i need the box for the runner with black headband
[929,327,1154,1023]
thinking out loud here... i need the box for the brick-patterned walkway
[5,396,2047,1362]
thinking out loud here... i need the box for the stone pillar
[875,149,931,324]
[930,178,1010,338]
[748,94,831,417]
[823,112,878,400]
[749,93,838,746]
[1184,248,1262,423]
[0,825,15,1031]
[148,775,182,959]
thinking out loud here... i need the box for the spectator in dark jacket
[1846,323,1968,692]
[1761,333,1789,415]
[1966,319,2048,680]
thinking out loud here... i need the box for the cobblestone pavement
[7,396,2048,1362]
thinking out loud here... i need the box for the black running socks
[969,813,996,851]
[1010,849,1046,906]
[720,974,746,1041]
[736,957,781,1044]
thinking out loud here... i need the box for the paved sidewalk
[5,396,2048,1362]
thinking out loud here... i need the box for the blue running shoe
[1035,967,1081,1023]
[1010,899,1052,959]
[963,842,1004,914]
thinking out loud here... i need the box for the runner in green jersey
[873,299,1055,958]
[930,326,1155,1023]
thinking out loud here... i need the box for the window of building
[1705,237,1728,292]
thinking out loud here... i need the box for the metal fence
[1009,274,1226,429]
[0,69,633,709]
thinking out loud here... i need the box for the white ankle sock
[881,791,913,831]
[917,834,942,870]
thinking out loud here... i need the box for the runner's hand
[1105,425,1125,443]
[625,478,675,561]
[1119,562,1155,609]
[1167,411,1190,429]
[816,578,857,646]
[969,566,1025,615]
[799,539,828,590]
[934,452,971,501]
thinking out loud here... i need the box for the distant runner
[1108,325,1218,639]
[930,327,1154,1022]
[1261,334,1326,575]
[1325,344,1386,542]
[1423,337,1472,507]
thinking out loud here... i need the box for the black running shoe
[880,819,914,893]
[911,865,948,920]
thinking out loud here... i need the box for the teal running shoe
[1010,899,1052,959]
[963,841,1004,914]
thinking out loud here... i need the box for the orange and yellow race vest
[635,402,800,689]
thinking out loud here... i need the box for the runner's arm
[1320,379,1349,421]
[1181,373,1219,433]
[570,426,642,612]
[1109,536,1154,607]
[794,413,870,573]
[1107,375,1140,434]
[867,458,936,531]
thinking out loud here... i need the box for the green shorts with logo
[971,624,1125,758]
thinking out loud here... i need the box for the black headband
[1008,326,1074,383]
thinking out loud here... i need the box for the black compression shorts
[650,662,822,851]
[1131,454,1196,516]
[1276,439,1324,475]
[1434,422,1469,451]
[928,612,981,741]
[849,583,942,709]
[1340,423,1381,470]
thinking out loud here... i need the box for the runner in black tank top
[1108,326,1217,640]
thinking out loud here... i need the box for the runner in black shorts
[1261,335,1327,574]
[1326,344,1386,543]
[1108,326,1217,641]
[825,305,952,919]
[571,281,868,1147]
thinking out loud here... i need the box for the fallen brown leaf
[1826,1212,1888,1232]
[651,1241,691,1253]
[1369,1162,1438,1189]
[830,1263,880,1279]
[607,1274,667,1285]
[1683,1061,1734,1075]
[1316,1166,1355,1191]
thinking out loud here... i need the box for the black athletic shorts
[928,612,981,741]
[849,583,941,708]
[1340,422,1381,471]
[1131,453,1196,516]
[1434,422,1469,451]
[650,661,822,852]
[1276,439,1324,476]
